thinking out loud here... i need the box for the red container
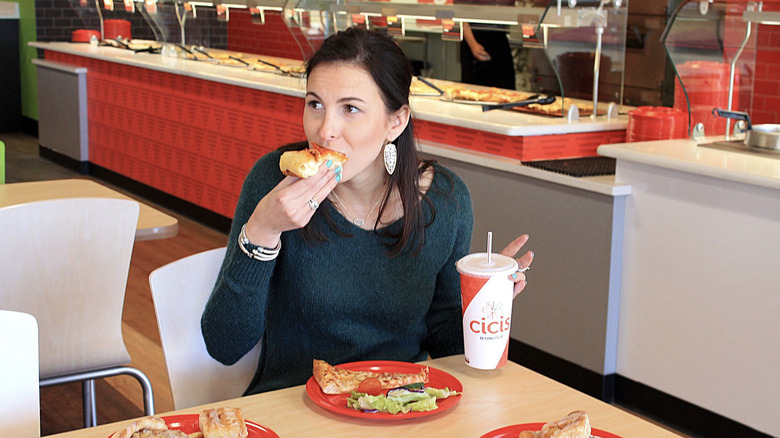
[104,19,132,40]
[673,60,738,137]
[71,29,101,43]
[627,106,688,142]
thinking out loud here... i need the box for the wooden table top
[0,179,178,241]
[48,355,682,438]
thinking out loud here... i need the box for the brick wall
[34,0,226,47]
[752,2,780,124]
[226,10,314,61]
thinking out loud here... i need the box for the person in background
[201,26,533,395]
[459,0,517,90]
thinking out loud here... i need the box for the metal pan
[711,109,780,152]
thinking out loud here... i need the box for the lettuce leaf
[346,387,460,415]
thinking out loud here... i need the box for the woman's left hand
[501,234,534,299]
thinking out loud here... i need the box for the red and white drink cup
[456,246,517,369]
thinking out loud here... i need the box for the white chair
[0,310,40,437]
[0,198,154,428]
[149,247,262,410]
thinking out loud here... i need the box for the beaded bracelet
[238,224,281,261]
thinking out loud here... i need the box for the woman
[201,27,533,395]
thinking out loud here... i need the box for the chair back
[0,310,40,437]
[0,197,139,378]
[149,247,262,410]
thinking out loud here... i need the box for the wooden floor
[2,131,229,436]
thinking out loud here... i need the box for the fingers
[306,161,341,204]
[515,250,534,271]
[510,261,530,299]
[502,234,533,299]
[247,162,341,240]
[512,280,527,299]
[500,234,529,258]
[280,160,340,200]
[288,162,340,219]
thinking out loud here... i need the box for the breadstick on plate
[199,407,248,438]
[109,416,168,438]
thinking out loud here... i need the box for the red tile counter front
[416,119,626,162]
[45,50,306,218]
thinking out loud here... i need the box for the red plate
[305,360,463,420]
[107,414,279,438]
[480,422,622,438]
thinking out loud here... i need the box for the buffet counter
[29,41,630,211]
[30,42,627,138]
[598,139,780,436]
[30,41,631,404]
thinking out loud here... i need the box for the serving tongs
[192,46,214,59]
[229,56,250,66]
[110,37,130,49]
[100,37,130,50]
[128,40,160,54]
[416,76,445,95]
[99,37,158,54]
[253,58,286,73]
[175,44,206,60]
[252,58,303,77]
[481,94,556,112]
[176,43,194,55]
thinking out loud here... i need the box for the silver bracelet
[238,224,281,261]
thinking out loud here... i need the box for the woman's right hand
[243,162,341,248]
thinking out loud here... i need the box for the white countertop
[30,41,629,137]
[598,139,780,191]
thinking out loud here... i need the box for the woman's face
[303,62,408,183]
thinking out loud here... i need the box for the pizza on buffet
[410,77,441,95]
[444,86,534,103]
[443,86,598,116]
[312,359,429,395]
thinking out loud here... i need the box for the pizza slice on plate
[312,359,429,395]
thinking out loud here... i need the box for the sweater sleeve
[201,153,282,365]
[422,168,474,358]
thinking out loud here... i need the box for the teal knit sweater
[201,147,473,395]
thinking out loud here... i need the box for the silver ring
[516,266,530,274]
[307,198,319,211]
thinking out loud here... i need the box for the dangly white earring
[383,141,397,175]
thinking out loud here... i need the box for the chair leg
[82,379,97,428]
[42,366,155,428]
[121,366,156,417]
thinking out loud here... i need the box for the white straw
[487,231,492,264]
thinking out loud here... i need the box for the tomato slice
[357,378,384,396]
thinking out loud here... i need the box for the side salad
[346,383,461,414]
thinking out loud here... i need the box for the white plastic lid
[456,252,517,277]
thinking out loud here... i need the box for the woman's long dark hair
[299,26,436,257]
